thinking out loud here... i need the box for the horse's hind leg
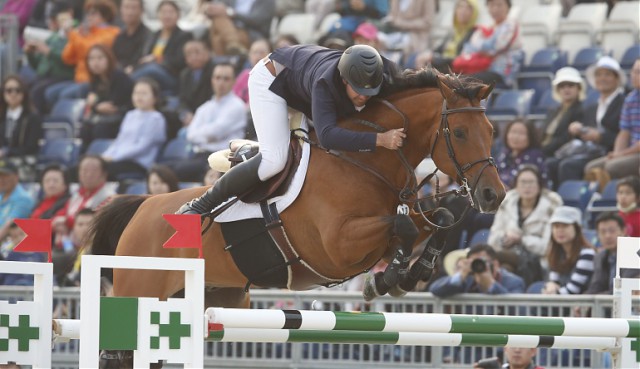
[363,214,418,301]
[204,287,250,308]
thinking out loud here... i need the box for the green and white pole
[207,328,617,350]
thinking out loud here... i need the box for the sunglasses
[3,87,23,94]
[557,82,578,89]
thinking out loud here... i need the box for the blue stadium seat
[158,137,194,163]
[178,182,202,190]
[469,228,491,247]
[531,89,560,115]
[586,179,620,227]
[582,228,599,247]
[523,48,568,73]
[516,72,553,106]
[124,181,148,195]
[49,98,85,126]
[572,47,607,71]
[37,138,80,169]
[487,89,535,118]
[557,180,594,212]
[620,44,640,70]
[583,87,600,108]
[85,139,114,155]
[41,119,74,140]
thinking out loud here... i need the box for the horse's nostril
[482,187,497,203]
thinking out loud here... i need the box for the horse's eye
[453,129,465,139]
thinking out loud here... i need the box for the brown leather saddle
[227,134,303,203]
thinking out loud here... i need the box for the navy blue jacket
[269,45,398,152]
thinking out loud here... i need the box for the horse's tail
[89,195,149,256]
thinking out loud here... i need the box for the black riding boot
[177,154,263,215]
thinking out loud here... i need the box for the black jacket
[581,92,625,152]
[0,110,42,157]
[142,27,193,76]
[217,0,275,40]
[541,100,584,158]
[269,45,399,152]
[178,60,214,114]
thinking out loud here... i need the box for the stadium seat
[557,180,594,212]
[469,228,491,247]
[600,1,640,60]
[36,138,80,170]
[522,48,567,73]
[487,89,535,120]
[557,3,608,62]
[49,98,85,130]
[572,47,607,71]
[583,87,600,108]
[85,138,114,155]
[516,72,553,106]
[41,120,74,140]
[530,89,560,116]
[158,137,194,163]
[124,181,148,195]
[519,4,562,64]
[586,179,620,227]
[582,228,599,247]
[620,44,640,70]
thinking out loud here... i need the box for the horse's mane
[381,66,489,101]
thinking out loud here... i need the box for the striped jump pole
[205,308,640,339]
[207,328,617,350]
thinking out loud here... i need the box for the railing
[0,287,625,369]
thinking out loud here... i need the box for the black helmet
[338,45,384,96]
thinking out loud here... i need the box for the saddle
[221,135,303,203]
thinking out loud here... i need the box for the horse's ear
[436,74,457,102]
[477,82,495,101]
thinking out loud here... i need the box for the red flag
[163,214,203,258]
[13,219,52,263]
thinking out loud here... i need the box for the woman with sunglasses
[0,75,42,161]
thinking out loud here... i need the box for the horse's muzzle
[474,185,505,213]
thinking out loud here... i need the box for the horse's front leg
[363,214,418,301]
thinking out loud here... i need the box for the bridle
[300,97,496,231]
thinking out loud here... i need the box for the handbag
[452,24,519,74]
[554,139,606,160]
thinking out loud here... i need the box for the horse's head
[430,73,505,213]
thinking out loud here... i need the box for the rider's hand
[376,129,406,150]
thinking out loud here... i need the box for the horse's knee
[393,215,419,241]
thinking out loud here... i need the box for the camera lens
[471,258,487,273]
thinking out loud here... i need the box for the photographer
[429,244,525,297]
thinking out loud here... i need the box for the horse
[89,69,505,366]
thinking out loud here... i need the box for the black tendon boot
[176,154,263,215]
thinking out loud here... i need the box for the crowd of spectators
[0,0,637,323]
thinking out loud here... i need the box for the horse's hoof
[387,283,408,298]
[362,273,381,302]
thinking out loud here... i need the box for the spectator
[113,0,151,75]
[541,67,586,159]
[377,0,435,55]
[233,38,271,105]
[54,155,114,243]
[0,75,42,168]
[60,208,95,287]
[0,160,35,242]
[169,62,246,182]
[30,164,70,220]
[334,0,389,33]
[0,0,38,47]
[146,164,179,195]
[616,175,640,237]
[45,0,120,107]
[79,44,134,152]
[178,39,214,125]
[101,78,167,181]
[458,0,522,87]
[488,165,561,286]
[0,223,45,286]
[547,56,626,188]
[273,34,299,50]
[585,212,639,294]
[28,0,85,29]
[352,22,381,50]
[585,58,640,180]
[528,206,595,295]
[23,1,76,114]
[131,0,192,93]
[414,0,478,72]
[496,119,547,189]
[502,347,543,369]
[202,0,276,56]
[429,244,525,297]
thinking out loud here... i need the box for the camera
[471,258,491,274]
[475,357,501,369]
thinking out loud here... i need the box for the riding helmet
[338,45,384,96]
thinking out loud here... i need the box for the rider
[177,44,407,215]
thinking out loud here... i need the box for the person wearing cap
[547,56,626,188]
[352,22,380,50]
[528,206,595,295]
[429,244,525,297]
[177,44,405,215]
[0,75,43,161]
[0,160,35,242]
[540,67,586,158]
[584,58,640,179]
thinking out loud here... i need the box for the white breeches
[248,60,290,181]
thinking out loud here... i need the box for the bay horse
[90,70,505,364]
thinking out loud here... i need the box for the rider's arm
[311,80,377,152]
